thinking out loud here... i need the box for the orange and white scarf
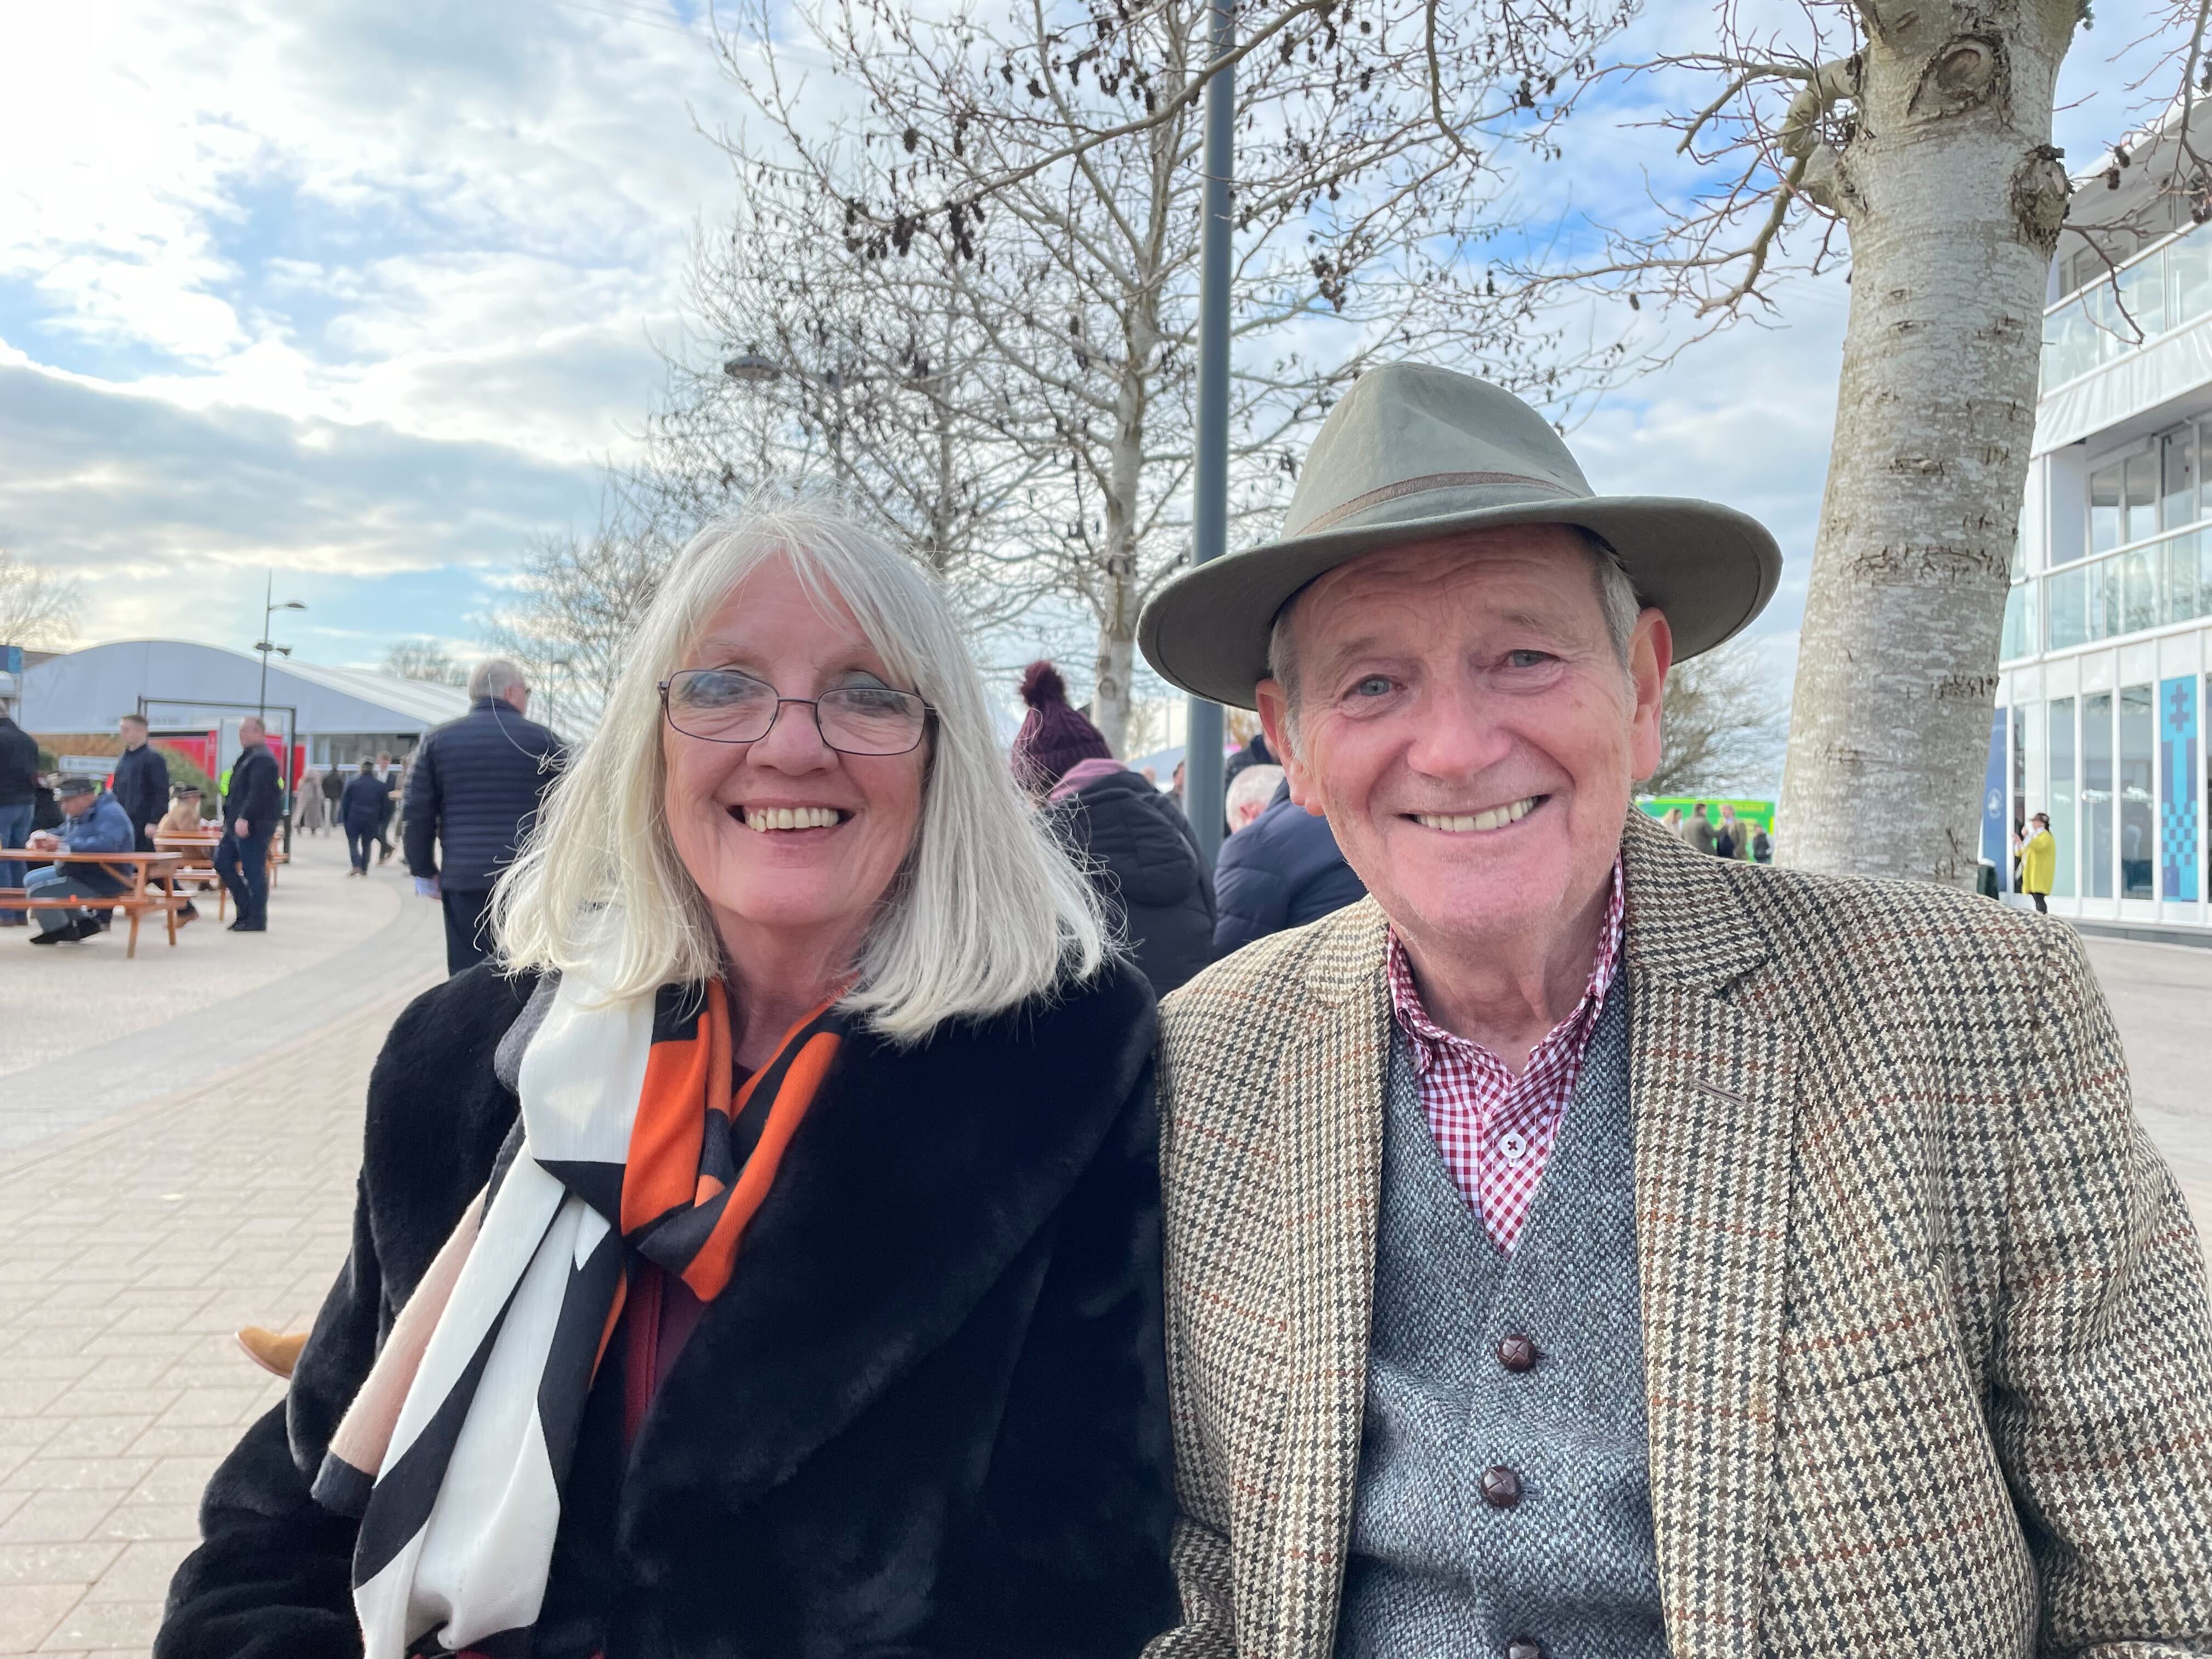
[312,966,844,1659]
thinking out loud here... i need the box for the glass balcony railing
[2003,522,2212,659]
[2043,223,2212,390]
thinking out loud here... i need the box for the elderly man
[1135,364,2212,1658]
[22,775,136,944]
[402,657,565,974]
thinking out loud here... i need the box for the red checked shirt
[1385,859,1626,1254]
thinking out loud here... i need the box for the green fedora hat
[1138,363,1782,708]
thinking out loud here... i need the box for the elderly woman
[158,510,1177,1659]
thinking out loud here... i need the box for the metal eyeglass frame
[657,669,936,757]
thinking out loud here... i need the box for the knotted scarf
[312,965,845,1659]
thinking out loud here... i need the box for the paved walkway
[0,918,2202,1656]
[1,832,441,1150]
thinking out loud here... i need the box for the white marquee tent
[17,639,472,765]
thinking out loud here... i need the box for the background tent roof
[16,639,473,736]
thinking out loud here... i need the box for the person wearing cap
[1135,364,2212,1656]
[20,774,137,944]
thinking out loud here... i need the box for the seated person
[151,786,207,921]
[23,775,138,945]
[155,783,210,838]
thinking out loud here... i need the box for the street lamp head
[723,347,782,385]
[278,600,307,612]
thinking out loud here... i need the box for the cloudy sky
[0,0,2177,687]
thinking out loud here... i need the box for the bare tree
[1646,636,1788,798]
[1504,0,2212,884]
[479,516,678,737]
[0,548,80,650]
[382,639,470,686]
[696,0,1626,752]
[650,212,1068,635]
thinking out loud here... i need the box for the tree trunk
[1776,5,2073,884]
[1091,322,1155,757]
[1092,608,1138,756]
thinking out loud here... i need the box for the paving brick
[0,1491,118,1545]
[36,1599,164,1650]
[77,1537,192,1602]
[0,1541,123,1586]
[0,1582,79,1652]
[2,1461,154,1496]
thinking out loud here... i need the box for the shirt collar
[1386,855,1626,1074]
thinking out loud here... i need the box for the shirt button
[1480,1465,1522,1508]
[1496,1334,1538,1372]
[1506,1643,1545,1659]
[1497,1129,1528,1163]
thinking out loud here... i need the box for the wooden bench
[153,832,225,917]
[0,850,186,957]
[154,831,285,918]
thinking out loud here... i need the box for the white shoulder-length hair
[491,505,1108,1042]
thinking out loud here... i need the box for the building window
[2165,427,2200,528]
[2166,529,2210,623]
[2001,582,2038,661]
[2085,691,2115,899]
[2049,565,2087,648]
[2051,698,2077,898]
[2090,459,2123,556]
[2120,684,2156,899]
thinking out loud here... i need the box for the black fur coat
[156,961,1178,1659]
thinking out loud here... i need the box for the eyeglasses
[659,668,934,755]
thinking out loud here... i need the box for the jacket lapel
[1262,901,1392,1659]
[1620,814,1798,1659]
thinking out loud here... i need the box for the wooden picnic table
[153,830,286,920]
[0,849,185,957]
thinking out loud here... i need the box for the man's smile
[1406,795,1544,834]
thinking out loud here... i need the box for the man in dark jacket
[404,658,565,974]
[115,711,199,924]
[0,706,38,927]
[112,714,170,848]
[214,717,282,933]
[1211,777,1368,958]
[338,759,392,874]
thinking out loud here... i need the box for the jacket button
[1506,1643,1544,1659]
[1497,1333,1538,1372]
[1480,1465,1522,1508]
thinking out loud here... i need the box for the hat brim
[1138,494,1782,709]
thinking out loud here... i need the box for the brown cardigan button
[1497,1334,1538,1372]
[1480,1465,1522,1508]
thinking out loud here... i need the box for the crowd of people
[141,362,2211,1659]
[1655,798,1772,862]
[0,657,569,961]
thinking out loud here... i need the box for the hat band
[1294,470,1577,537]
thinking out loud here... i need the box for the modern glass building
[1995,119,2212,941]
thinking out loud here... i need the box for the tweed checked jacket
[1146,811,2212,1658]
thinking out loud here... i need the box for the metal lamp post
[255,573,307,726]
[255,574,307,844]
[1184,0,1236,866]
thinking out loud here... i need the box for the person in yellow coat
[2019,811,2057,913]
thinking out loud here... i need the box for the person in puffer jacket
[1012,661,1216,997]
[1211,776,1367,958]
